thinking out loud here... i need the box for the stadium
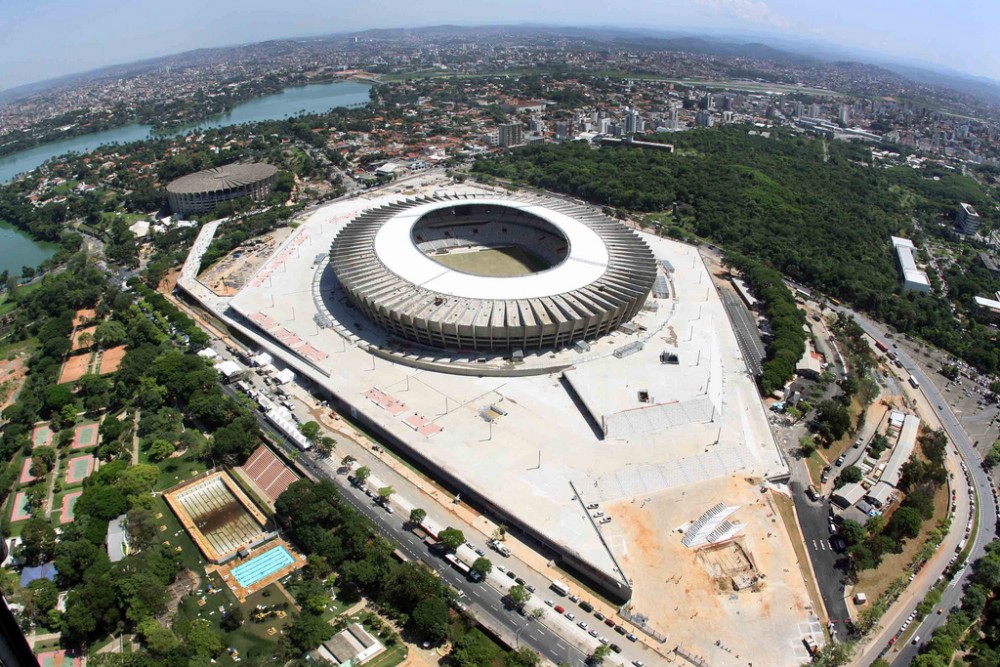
[179,178,815,664]
[329,195,657,354]
[166,162,278,216]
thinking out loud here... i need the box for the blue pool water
[231,546,295,588]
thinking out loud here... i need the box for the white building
[956,202,982,235]
[891,236,931,293]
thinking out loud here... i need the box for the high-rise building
[794,101,804,118]
[695,110,714,127]
[624,108,640,134]
[669,108,680,130]
[555,121,570,140]
[598,117,612,134]
[700,93,713,110]
[838,104,850,125]
[498,122,523,148]
[957,202,982,235]
[809,103,821,118]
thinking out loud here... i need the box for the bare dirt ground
[198,228,294,297]
[607,475,821,667]
[0,354,28,413]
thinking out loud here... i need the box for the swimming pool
[231,546,295,588]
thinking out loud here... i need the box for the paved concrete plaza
[179,177,811,661]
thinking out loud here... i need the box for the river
[0,80,371,277]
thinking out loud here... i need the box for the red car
[554,605,565,614]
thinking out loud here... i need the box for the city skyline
[1,0,998,93]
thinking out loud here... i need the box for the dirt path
[131,409,140,465]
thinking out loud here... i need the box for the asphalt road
[837,310,999,665]
[789,477,852,632]
[220,382,609,667]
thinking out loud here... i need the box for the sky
[1,0,998,91]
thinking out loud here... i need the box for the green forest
[472,127,1000,375]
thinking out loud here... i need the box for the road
[837,310,998,666]
[220,380,653,667]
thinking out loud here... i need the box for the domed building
[166,163,278,216]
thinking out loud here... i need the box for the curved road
[838,309,998,665]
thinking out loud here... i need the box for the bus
[391,548,409,563]
[444,553,473,578]
[550,580,571,596]
[874,340,889,353]
[908,374,920,389]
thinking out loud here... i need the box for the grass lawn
[152,494,206,574]
[364,644,408,667]
[0,336,37,360]
[99,212,147,225]
[155,453,208,491]
[175,574,295,661]
[806,450,826,486]
[854,482,949,603]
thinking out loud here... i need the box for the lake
[0,80,372,183]
[0,80,371,277]
[0,221,58,278]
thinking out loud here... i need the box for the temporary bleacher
[241,445,300,502]
[603,395,716,438]
[682,503,743,548]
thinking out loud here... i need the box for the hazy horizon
[2,1,998,93]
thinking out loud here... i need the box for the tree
[837,465,862,487]
[472,557,493,578]
[186,618,223,657]
[315,436,336,457]
[508,584,531,608]
[815,400,851,442]
[506,647,541,667]
[19,517,57,566]
[288,611,334,651]
[438,527,465,552]
[23,578,58,626]
[94,320,128,346]
[299,421,321,442]
[340,454,356,470]
[808,640,854,666]
[354,466,370,485]
[146,438,175,462]
[377,486,395,504]
[887,506,923,541]
[138,617,180,655]
[839,519,866,547]
[411,597,450,643]
[126,508,158,552]
[220,607,244,632]
[588,644,611,665]
[409,508,427,526]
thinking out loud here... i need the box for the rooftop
[166,163,277,195]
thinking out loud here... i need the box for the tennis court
[231,545,295,588]
[59,491,82,524]
[18,458,36,485]
[64,455,95,485]
[37,650,82,667]
[31,423,53,449]
[71,421,100,449]
[10,492,31,522]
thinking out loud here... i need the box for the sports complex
[178,179,820,665]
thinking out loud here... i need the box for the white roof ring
[373,198,610,299]
[329,193,657,354]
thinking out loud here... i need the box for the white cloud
[695,0,793,29]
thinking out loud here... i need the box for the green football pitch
[431,246,551,277]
